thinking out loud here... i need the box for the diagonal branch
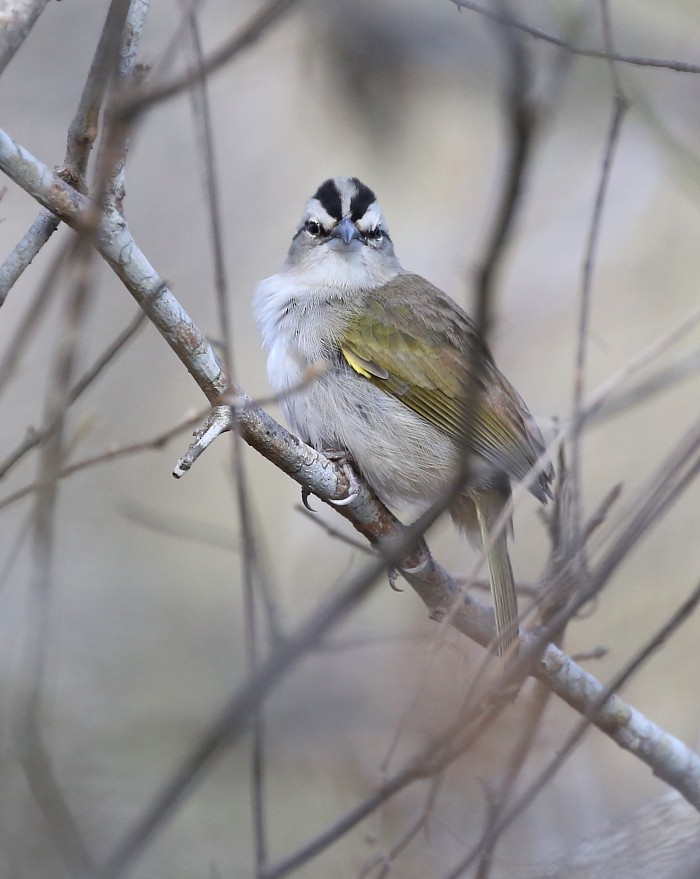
[0,0,140,303]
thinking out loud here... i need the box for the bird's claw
[400,558,430,575]
[387,566,404,592]
[329,492,358,506]
[301,487,316,512]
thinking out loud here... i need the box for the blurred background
[1,0,700,876]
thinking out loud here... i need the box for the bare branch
[14,237,100,878]
[0,0,50,76]
[0,0,139,302]
[450,0,700,75]
[474,683,551,879]
[0,409,206,514]
[443,578,700,878]
[116,0,303,121]
[570,11,628,557]
[0,310,147,480]
[473,0,537,306]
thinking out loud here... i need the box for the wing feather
[340,273,551,497]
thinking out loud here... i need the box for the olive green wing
[341,302,467,438]
[340,276,549,494]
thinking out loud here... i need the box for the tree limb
[0,0,50,76]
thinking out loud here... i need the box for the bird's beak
[330,217,360,245]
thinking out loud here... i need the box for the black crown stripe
[349,178,377,222]
[312,179,343,221]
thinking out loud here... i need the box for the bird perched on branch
[254,176,552,654]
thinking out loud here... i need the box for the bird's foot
[400,557,430,575]
[328,456,359,507]
[321,448,354,466]
[329,471,358,505]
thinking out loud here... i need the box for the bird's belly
[282,365,458,509]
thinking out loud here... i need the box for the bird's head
[285,176,400,287]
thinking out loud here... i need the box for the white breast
[253,274,349,438]
[252,270,458,510]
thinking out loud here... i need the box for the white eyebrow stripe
[355,202,384,230]
[300,198,337,230]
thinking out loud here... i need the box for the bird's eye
[305,220,323,237]
[365,227,384,242]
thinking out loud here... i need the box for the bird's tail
[473,490,519,656]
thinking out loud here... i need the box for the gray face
[285,176,398,272]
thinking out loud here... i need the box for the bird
[254,176,552,654]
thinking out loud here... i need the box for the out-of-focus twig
[181,2,269,872]
[0,245,69,395]
[443,577,700,878]
[474,682,551,879]
[0,409,207,514]
[0,310,147,480]
[570,1,628,567]
[473,0,536,307]
[0,0,136,303]
[358,773,444,879]
[449,0,700,75]
[116,0,302,121]
[14,237,100,879]
[0,0,50,76]
[590,344,700,426]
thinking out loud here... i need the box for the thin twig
[295,505,376,555]
[181,2,269,870]
[474,0,536,305]
[570,2,628,567]
[450,0,700,75]
[15,237,100,878]
[0,0,135,302]
[104,0,150,213]
[358,773,445,879]
[121,501,240,552]
[0,409,207,514]
[443,577,700,878]
[474,683,551,879]
[0,310,147,480]
[590,344,700,427]
[0,0,50,76]
[102,534,427,879]
[116,0,302,121]
[0,245,69,395]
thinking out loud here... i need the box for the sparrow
[254,176,552,653]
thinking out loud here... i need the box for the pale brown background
[1,1,699,876]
